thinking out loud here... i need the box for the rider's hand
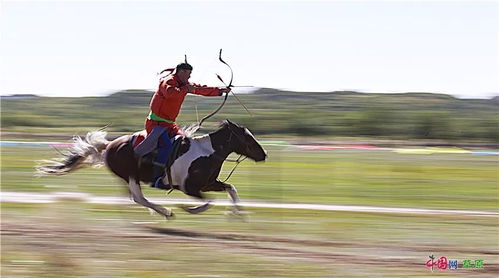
[185,84,196,93]
[219,87,231,95]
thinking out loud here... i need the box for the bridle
[221,125,249,182]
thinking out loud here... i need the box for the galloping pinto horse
[38,120,267,219]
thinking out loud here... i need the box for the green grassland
[2,145,498,211]
[2,90,498,277]
[2,140,498,277]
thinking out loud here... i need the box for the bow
[197,49,232,128]
[216,49,252,117]
[197,49,252,128]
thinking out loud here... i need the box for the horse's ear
[220,120,230,130]
[225,119,239,132]
[225,119,237,129]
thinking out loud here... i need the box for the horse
[37,120,267,219]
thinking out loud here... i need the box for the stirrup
[152,177,169,190]
[152,161,166,168]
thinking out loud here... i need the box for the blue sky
[1,0,498,98]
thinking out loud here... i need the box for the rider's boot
[151,164,169,189]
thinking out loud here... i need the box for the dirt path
[2,220,497,277]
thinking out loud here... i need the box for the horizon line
[1,87,498,100]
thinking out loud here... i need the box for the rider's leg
[155,131,173,166]
[152,131,173,188]
[134,126,166,157]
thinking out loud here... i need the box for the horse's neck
[205,128,233,159]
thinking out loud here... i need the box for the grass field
[1,144,498,277]
[2,145,498,210]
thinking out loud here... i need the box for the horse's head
[223,120,267,162]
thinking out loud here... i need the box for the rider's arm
[188,83,222,96]
[163,79,188,96]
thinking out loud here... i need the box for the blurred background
[1,1,498,277]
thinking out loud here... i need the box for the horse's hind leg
[128,177,174,219]
[179,188,213,214]
[179,202,213,214]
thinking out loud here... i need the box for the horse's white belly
[170,137,215,191]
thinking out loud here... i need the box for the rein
[220,126,252,182]
[222,154,247,182]
[210,126,250,182]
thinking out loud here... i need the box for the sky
[1,0,498,99]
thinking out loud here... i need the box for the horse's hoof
[166,207,175,218]
[224,209,249,222]
[165,211,175,220]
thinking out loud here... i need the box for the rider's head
[176,62,193,84]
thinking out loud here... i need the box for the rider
[135,60,231,188]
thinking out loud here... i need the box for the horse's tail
[36,131,110,175]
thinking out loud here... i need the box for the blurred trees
[1,89,497,142]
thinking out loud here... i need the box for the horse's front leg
[202,180,243,215]
[128,177,174,219]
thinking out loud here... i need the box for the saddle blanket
[132,130,178,149]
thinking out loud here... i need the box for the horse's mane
[218,120,230,129]
[181,120,230,138]
[180,123,199,137]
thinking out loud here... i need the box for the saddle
[131,130,184,189]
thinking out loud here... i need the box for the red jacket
[146,74,221,134]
